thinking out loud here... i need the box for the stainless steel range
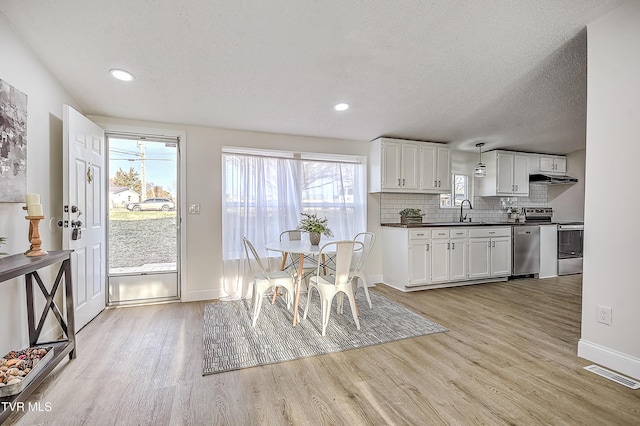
[557,222,584,275]
[522,207,584,276]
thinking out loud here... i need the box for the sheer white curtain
[221,149,366,299]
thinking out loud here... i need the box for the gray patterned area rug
[202,290,447,375]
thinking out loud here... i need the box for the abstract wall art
[0,78,28,202]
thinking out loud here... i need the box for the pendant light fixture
[474,142,486,178]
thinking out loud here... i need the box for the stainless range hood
[529,173,578,185]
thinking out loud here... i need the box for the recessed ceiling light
[334,103,350,111]
[110,69,135,82]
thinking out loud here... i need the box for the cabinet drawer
[430,229,450,239]
[430,228,468,239]
[450,228,468,239]
[409,229,430,240]
[468,227,511,238]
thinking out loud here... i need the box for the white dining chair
[243,237,296,327]
[351,231,376,309]
[279,230,317,280]
[303,240,363,336]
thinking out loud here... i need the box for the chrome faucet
[460,199,473,222]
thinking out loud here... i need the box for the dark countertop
[381,222,548,228]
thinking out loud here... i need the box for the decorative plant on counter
[297,213,333,245]
[399,208,424,224]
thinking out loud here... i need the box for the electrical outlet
[188,204,200,214]
[597,305,612,325]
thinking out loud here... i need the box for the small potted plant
[297,213,333,245]
[399,208,424,224]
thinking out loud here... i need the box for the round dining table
[265,240,335,326]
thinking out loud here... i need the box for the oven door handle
[558,225,584,230]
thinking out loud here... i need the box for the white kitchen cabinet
[369,138,450,193]
[490,236,512,276]
[430,228,467,283]
[408,230,431,286]
[382,228,430,288]
[477,150,529,197]
[539,224,558,278]
[419,145,451,192]
[467,228,512,279]
[539,156,567,174]
[382,226,511,291]
[467,238,491,278]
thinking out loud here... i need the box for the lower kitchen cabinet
[382,225,512,291]
[430,228,467,283]
[467,228,512,279]
[409,233,431,285]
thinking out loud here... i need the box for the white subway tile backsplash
[380,184,548,223]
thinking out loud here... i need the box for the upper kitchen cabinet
[476,150,529,197]
[370,138,451,193]
[538,155,567,174]
[419,144,451,192]
[370,138,419,192]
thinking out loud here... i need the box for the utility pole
[139,139,146,201]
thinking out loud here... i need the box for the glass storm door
[106,134,180,305]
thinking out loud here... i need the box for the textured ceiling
[0,0,626,154]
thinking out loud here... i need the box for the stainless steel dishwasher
[512,225,540,275]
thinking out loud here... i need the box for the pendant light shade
[474,142,486,178]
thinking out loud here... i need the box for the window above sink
[440,174,470,209]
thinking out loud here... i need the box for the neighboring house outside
[109,186,140,208]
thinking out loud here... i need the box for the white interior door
[63,105,106,330]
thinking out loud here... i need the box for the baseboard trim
[578,339,640,381]
[183,276,382,302]
[368,275,382,287]
[182,289,226,302]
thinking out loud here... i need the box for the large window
[440,174,470,208]
[222,148,367,261]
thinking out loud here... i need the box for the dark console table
[0,250,76,424]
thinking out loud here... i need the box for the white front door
[63,105,106,330]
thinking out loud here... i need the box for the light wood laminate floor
[6,275,640,425]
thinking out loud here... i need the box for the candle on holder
[26,193,41,205]
[27,203,44,217]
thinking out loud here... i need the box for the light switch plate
[189,204,200,214]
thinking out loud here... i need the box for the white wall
[579,1,640,380]
[0,13,80,355]
[547,149,585,221]
[1,11,378,326]
[88,115,376,301]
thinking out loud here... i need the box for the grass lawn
[109,209,176,221]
